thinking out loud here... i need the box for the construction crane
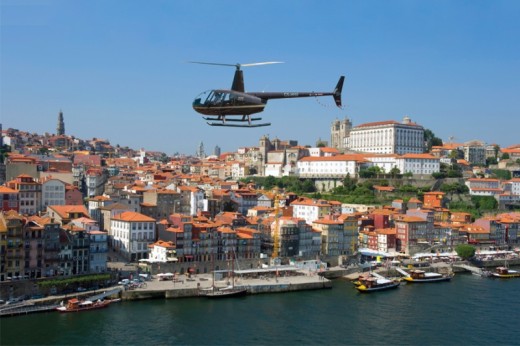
[272,193,280,260]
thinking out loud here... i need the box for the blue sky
[2,0,519,155]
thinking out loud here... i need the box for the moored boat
[402,270,454,283]
[201,285,248,298]
[352,273,371,287]
[56,298,112,313]
[355,276,400,293]
[491,266,520,278]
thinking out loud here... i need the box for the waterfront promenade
[121,270,331,300]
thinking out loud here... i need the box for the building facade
[346,117,425,155]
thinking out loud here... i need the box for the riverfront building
[111,211,156,261]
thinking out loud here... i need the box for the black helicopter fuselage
[193,89,266,116]
[192,87,341,117]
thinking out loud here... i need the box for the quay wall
[121,281,331,301]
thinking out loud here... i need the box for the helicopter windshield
[193,90,234,107]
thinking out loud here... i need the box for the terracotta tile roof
[48,205,89,218]
[112,211,156,222]
[401,153,437,159]
[396,216,426,223]
[0,186,18,193]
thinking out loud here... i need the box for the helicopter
[191,61,345,127]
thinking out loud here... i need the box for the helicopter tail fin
[333,76,345,108]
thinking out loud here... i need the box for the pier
[0,301,59,318]
[122,271,331,301]
[452,264,488,276]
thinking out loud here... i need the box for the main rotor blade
[188,61,238,67]
[188,61,284,69]
[241,62,284,67]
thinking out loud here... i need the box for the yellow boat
[491,266,520,278]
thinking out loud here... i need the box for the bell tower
[57,110,65,136]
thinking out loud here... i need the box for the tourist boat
[56,298,112,313]
[355,272,400,293]
[355,276,400,293]
[402,269,454,283]
[491,266,520,278]
[352,273,371,287]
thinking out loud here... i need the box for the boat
[355,276,400,293]
[56,298,112,313]
[401,269,454,283]
[355,271,400,293]
[491,266,520,278]
[201,285,248,298]
[199,249,248,298]
[352,273,371,287]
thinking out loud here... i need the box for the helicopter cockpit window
[193,90,211,106]
[206,91,232,105]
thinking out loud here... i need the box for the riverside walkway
[121,270,331,300]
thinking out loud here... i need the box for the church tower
[330,116,352,152]
[57,110,65,136]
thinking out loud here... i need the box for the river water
[1,273,519,345]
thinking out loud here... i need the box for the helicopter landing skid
[206,122,271,128]
[204,115,270,127]
[202,117,263,122]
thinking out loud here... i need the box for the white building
[41,178,67,210]
[465,178,503,196]
[504,178,520,195]
[297,154,368,178]
[85,168,107,198]
[148,240,177,262]
[346,116,425,154]
[291,199,331,225]
[231,162,246,179]
[395,153,440,175]
[111,211,156,261]
[362,153,440,175]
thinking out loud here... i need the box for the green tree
[455,244,476,260]
[472,196,498,210]
[0,144,11,164]
[491,169,511,180]
[342,174,356,192]
[301,180,316,193]
[501,153,510,160]
[389,166,401,178]
[263,176,276,190]
[432,172,447,179]
[424,128,443,151]
[486,157,498,166]
[359,166,382,178]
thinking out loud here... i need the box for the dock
[453,264,489,276]
[0,301,59,318]
[121,271,332,301]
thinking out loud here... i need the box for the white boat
[395,267,453,283]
